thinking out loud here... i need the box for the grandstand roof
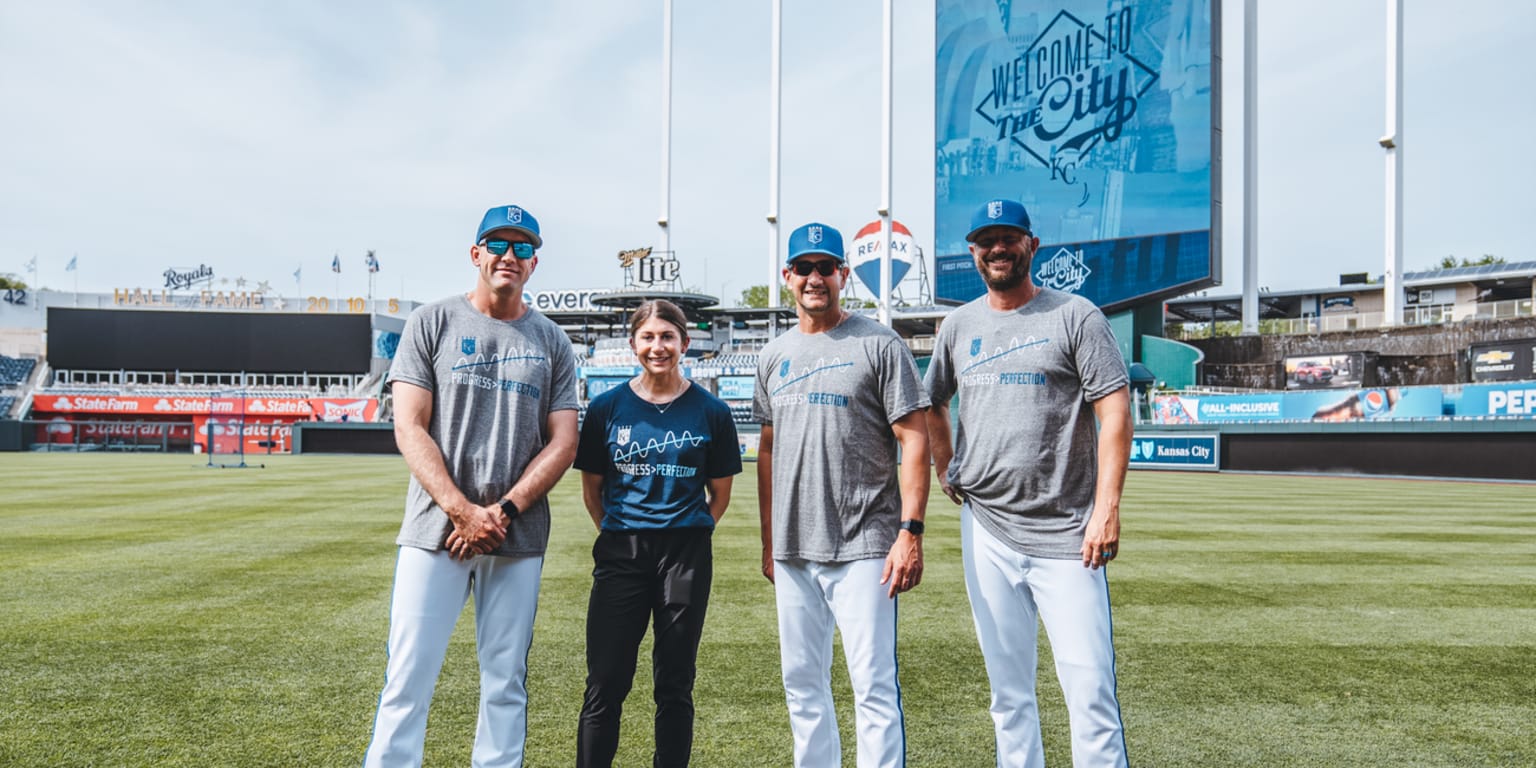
[1165,261,1536,322]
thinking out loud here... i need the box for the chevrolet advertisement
[1468,339,1536,383]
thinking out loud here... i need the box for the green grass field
[1,453,1532,767]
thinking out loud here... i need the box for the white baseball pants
[363,546,544,768]
[961,505,1127,768]
[774,558,906,768]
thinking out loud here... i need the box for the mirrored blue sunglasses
[483,240,536,259]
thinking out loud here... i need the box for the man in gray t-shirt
[924,199,1132,768]
[754,222,930,768]
[363,204,579,768]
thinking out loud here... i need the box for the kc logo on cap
[966,199,1031,243]
[808,226,823,245]
[477,204,543,248]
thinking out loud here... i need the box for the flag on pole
[366,250,380,273]
[66,255,77,271]
[331,253,341,273]
[293,266,302,283]
[24,256,36,271]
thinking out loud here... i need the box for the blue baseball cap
[965,199,1032,242]
[476,205,542,249]
[786,222,844,264]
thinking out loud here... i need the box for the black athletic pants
[576,527,713,768]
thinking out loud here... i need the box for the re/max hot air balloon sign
[848,220,919,299]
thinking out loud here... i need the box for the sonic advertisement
[935,0,1217,309]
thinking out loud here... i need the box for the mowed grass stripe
[1,454,1532,767]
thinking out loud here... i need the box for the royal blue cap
[786,222,844,264]
[477,205,542,249]
[965,199,1032,242]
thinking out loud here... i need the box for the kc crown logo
[987,200,1003,219]
[970,337,983,357]
[507,206,523,224]
[779,360,791,378]
[617,426,631,445]
[808,226,823,245]
[1035,247,1092,293]
[461,337,477,356]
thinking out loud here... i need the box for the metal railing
[1168,299,1534,340]
[50,369,365,391]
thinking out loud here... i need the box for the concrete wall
[1187,317,1536,388]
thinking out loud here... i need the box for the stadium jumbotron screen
[935,0,1219,311]
[47,308,372,374]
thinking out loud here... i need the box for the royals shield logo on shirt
[616,425,631,445]
[461,337,476,355]
[970,337,983,357]
[779,359,791,378]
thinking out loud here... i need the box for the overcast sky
[2,1,1529,306]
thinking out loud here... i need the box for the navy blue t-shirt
[575,382,743,531]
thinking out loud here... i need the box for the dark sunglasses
[790,259,841,277]
[973,231,1029,249]
[483,240,536,259]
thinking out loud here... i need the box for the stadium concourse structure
[0,287,950,456]
[3,283,1534,480]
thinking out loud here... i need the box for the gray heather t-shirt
[924,289,1128,559]
[754,313,929,562]
[387,294,579,556]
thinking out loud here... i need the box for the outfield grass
[1,453,1532,767]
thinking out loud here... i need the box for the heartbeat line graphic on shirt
[771,358,855,395]
[613,430,706,462]
[960,337,1050,374]
[452,350,548,371]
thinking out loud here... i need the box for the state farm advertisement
[32,396,379,454]
[33,395,378,421]
[34,417,195,448]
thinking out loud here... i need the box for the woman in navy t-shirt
[573,299,742,768]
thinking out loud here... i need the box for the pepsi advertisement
[935,0,1218,310]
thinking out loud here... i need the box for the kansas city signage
[974,7,1155,186]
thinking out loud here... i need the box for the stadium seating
[0,395,15,418]
[0,355,37,386]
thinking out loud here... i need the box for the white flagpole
[1241,0,1259,335]
[877,0,894,327]
[1381,0,1404,327]
[659,0,673,260]
[768,0,782,310]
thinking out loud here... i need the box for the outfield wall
[290,422,398,455]
[1138,421,1536,481]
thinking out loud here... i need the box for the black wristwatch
[499,498,520,519]
[899,519,924,536]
